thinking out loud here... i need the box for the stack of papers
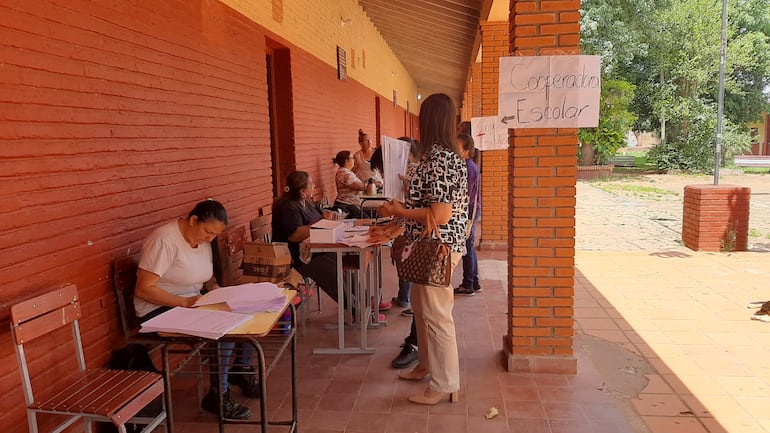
[340,232,378,248]
[139,307,252,339]
[193,282,287,313]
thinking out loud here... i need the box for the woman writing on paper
[378,94,468,405]
[134,199,257,420]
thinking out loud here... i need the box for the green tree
[580,0,663,78]
[578,80,637,164]
[581,0,770,172]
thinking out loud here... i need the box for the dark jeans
[461,220,479,289]
[396,279,411,305]
[404,317,417,347]
[295,252,341,303]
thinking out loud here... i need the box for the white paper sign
[470,116,509,151]
[498,55,601,128]
[381,136,411,201]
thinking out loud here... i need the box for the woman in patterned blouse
[332,150,364,218]
[378,93,468,405]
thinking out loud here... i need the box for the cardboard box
[242,267,304,288]
[241,242,292,282]
[309,219,345,243]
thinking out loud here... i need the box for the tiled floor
[164,248,639,433]
[576,250,770,433]
[158,179,770,433]
[162,249,770,433]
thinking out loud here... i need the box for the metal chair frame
[10,284,167,433]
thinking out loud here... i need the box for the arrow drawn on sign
[500,115,515,125]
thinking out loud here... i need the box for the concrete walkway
[573,179,770,433]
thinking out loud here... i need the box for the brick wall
[0,1,413,430]
[479,21,510,248]
[682,185,751,252]
[505,0,580,374]
[378,98,409,141]
[222,0,420,114]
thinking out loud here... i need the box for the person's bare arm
[135,268,200,308]
[378,201,452,225]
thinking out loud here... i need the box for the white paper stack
[139,307,253,339]
[340,232,377,248]
[193,282,287,314]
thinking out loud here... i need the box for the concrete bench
[610,155,636,167]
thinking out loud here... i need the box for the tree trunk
[580,142,595,166]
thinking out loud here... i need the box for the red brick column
[682,185,751,251]
[461,63,482,121]
[479,21,510,249]
[504,0,580,374]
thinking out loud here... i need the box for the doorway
[265,40,295,197]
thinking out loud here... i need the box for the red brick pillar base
[682,184,750,252]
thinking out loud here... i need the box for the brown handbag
[391,208,452,287]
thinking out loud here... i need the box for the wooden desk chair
[113,257,206,412]
[249,214,272,244]
[10,284,167,433]
[212,224,246,287]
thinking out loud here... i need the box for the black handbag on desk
[391,208,451,287]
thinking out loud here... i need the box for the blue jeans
[140,307,253,394]
[460,221,479,290]
[216,342,254,393]
[396,279,412,305]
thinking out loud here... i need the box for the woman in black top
[271,171,340,303]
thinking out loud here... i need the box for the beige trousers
[411,252,462,393]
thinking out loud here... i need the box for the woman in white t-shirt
[134,199,256,420]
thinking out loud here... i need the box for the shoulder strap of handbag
[423,207,446,243]
[465,201,477,240]
[465,174,480,240]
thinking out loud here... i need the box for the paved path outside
[577,172,770,251]
[573,173,770,433]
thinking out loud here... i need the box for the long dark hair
[418,93,460,158]
[188,199,228,225]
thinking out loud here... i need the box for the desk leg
[290,304,298,432]
[359,251,367,350]
[161,344,175,433]
[336,250,345,350]
[372,247,380,325]
[250,337,268,433]
[313,248,375,355]
[216,343,227,433]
